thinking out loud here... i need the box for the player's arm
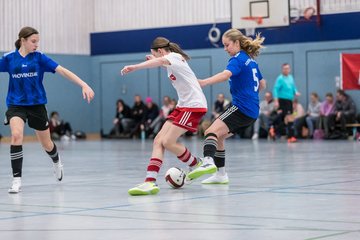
[272,78,281,109]
[259,79,266,91]
[199,70,232,87]
[121,57,170,75]
[55,65,95,103]
[0,56,8,72]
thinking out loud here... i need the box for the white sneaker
[61,135,70,141]
[53,159,64,181]
[252,133,259,140]
[202,172,229,184]
[8,177,22,193]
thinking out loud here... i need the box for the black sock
[46,143,59,163]
[11,145,23,177]
[214,150,225,168]
[203,137,218,159]
[287,122,294,138]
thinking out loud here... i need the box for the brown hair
[337,89,346,97]
[222,28,265,58]
[15,26,39,49]
[311,92,319,99]
[150,37,190,61]
[325,92,333,98]
[282,63,290,67]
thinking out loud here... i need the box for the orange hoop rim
[241,16,263,25]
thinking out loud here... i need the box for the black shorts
[218,105,256,134]
[5,105,49,131]
[278,98,293,117]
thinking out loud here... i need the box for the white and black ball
[165,167,186,189]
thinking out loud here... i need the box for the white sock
[218,167,226,175]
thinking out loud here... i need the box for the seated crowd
[105,90,359,141]
[106,95,176,139]
[251,89,359,140]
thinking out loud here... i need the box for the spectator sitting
[129,95,147,138]
[305,92,321,138]
[143,97,159,137]
[49,111,74,140]
[320,93,335,137]
[292,98,306,137]
[212,93,230,120]
[252,91,275,140]
[271,98,304,138]
[109,99,133,137]
[148,96,171,138]
[326,89,357,139]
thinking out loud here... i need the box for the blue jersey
[0,49,58,106]
[226,51,263,119]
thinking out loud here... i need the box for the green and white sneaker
[184,158,203,185]
[187,158,217,180]
[128,182,160,196]
[201,172,229,184]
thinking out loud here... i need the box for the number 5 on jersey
[252,68,260,92]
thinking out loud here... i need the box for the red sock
[177,148,197,167]
[145,158,163,182]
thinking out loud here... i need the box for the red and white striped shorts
[167,108,207,132]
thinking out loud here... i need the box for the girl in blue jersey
[188,28,266,183]
[0,26,95,193]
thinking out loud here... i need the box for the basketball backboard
[231,0,290,29]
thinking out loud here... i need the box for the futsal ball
[165,167,186,189]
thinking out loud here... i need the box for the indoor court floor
[0,138,359,240]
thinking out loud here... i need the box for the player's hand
[198,79,207,88]
[121,65,136,75]
[295,92,301,97]
[82,85,95,103]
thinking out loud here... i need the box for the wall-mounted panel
[93,0,230,32]
[257,52,295,98]
[100,61,150,133]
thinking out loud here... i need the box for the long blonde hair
[223,28,265,58]
[150,37,190,60]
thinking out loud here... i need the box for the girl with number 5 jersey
[188,28,266,183]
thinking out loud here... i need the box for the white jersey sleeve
[163,53,207,111]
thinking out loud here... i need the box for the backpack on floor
[313,129,325,140]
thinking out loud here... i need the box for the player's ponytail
[15,26,39,49]
[151,37,190,61]
[223,28,265,58]
[15,39,21,50]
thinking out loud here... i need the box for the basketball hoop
[241,16,263,36]
[241,16,263,25]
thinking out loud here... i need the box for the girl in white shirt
[121,37,207,196]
